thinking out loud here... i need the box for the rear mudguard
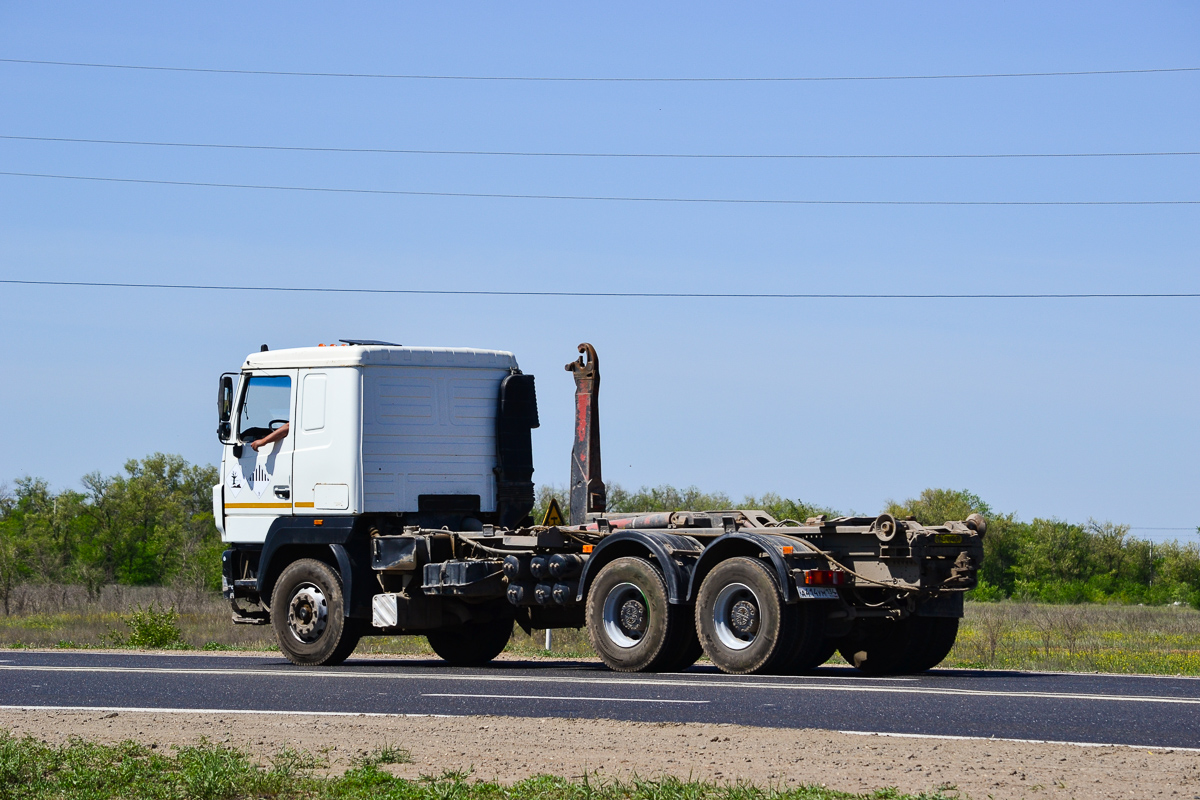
[687,531,817,603]
[575,529,704,604]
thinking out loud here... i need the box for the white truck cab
[214,342,529,544]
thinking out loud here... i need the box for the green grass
[945,601,1200,674]
[0,732,957,800]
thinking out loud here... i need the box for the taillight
[803,569,847,586]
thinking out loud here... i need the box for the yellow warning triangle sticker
[541,497,564,527]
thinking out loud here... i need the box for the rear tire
[657,606,704,672]
[585,557,682,672]
[271,558,361,667]
[777,612,835,674]
[908,617,959,672]
[427,617,514,666]
[695,557,794,675]
[838,615,960,675]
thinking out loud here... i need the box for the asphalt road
[1,650,1198,749]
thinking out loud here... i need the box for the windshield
[238,375,292,441]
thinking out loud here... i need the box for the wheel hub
[602,582,650,649]
[288,584,328,643]
[712,581,761,651]
[619,599,647,634]
[729,599,759,636]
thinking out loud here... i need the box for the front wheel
[585,557,689,672]
[427,617,514,666]
[271,558,361,666]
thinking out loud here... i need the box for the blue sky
[1,3,1197,540]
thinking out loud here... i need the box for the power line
[4,134,1197,161]
[3,171,1197,206]
[3,279,1198,300]
[2,57,1198,83]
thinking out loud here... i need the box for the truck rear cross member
[215,341,985,675]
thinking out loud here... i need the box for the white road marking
[422,693,709,704]
[0,704,461,718]
[2,664,1196,705]
[838,729,1200,753]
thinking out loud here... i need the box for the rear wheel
[657,606,704,672]
[907,617,959,672]
[586,557,684,672]
[271,558,361,667]
[427,617,514,666]
[838,615,960,675]
[695,557,795,674]
[778,617,836,674]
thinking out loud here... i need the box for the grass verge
[0,732,957,800]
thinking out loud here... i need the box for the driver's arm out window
[238,376,292,441]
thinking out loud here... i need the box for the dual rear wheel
[695,557,829,675]
[585,557,702,672]
[836,616,959,675]
[585,555,832,675]
[585,554,957,675]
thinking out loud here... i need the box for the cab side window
[238,376,292,442]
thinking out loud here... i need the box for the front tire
[271,558,361,667]
[585,557,686,672]
[427,618,514,667]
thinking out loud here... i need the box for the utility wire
[2,171,1196,206]
[2,279,1198,300]
[2,57,1198,82]
[3,134,1197,161]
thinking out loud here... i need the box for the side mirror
[217,374,236,442]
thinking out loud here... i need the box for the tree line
[537,484,1200,608]
[0,454,221,614]
[0,455,1196,615]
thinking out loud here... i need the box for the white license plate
[795,586,839,599]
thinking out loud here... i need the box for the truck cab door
[222,369,297,543]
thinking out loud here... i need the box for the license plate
[795,587,839,599]
[934,533,963,544]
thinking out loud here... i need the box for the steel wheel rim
[712,581,760,651]
[288,583,328,644]
[602,581,648,649]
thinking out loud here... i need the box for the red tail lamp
[803,569,847,586]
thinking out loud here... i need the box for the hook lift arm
[566,343,606,525]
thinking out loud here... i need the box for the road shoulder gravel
[2,709,1196,799]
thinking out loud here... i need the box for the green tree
[73,454,218,590]
[607,484,732,513]
[884,488,991,526]
[739,493,839,523]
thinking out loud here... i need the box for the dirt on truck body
[216,342,984,674]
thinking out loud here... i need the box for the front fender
[257,517,367,617]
